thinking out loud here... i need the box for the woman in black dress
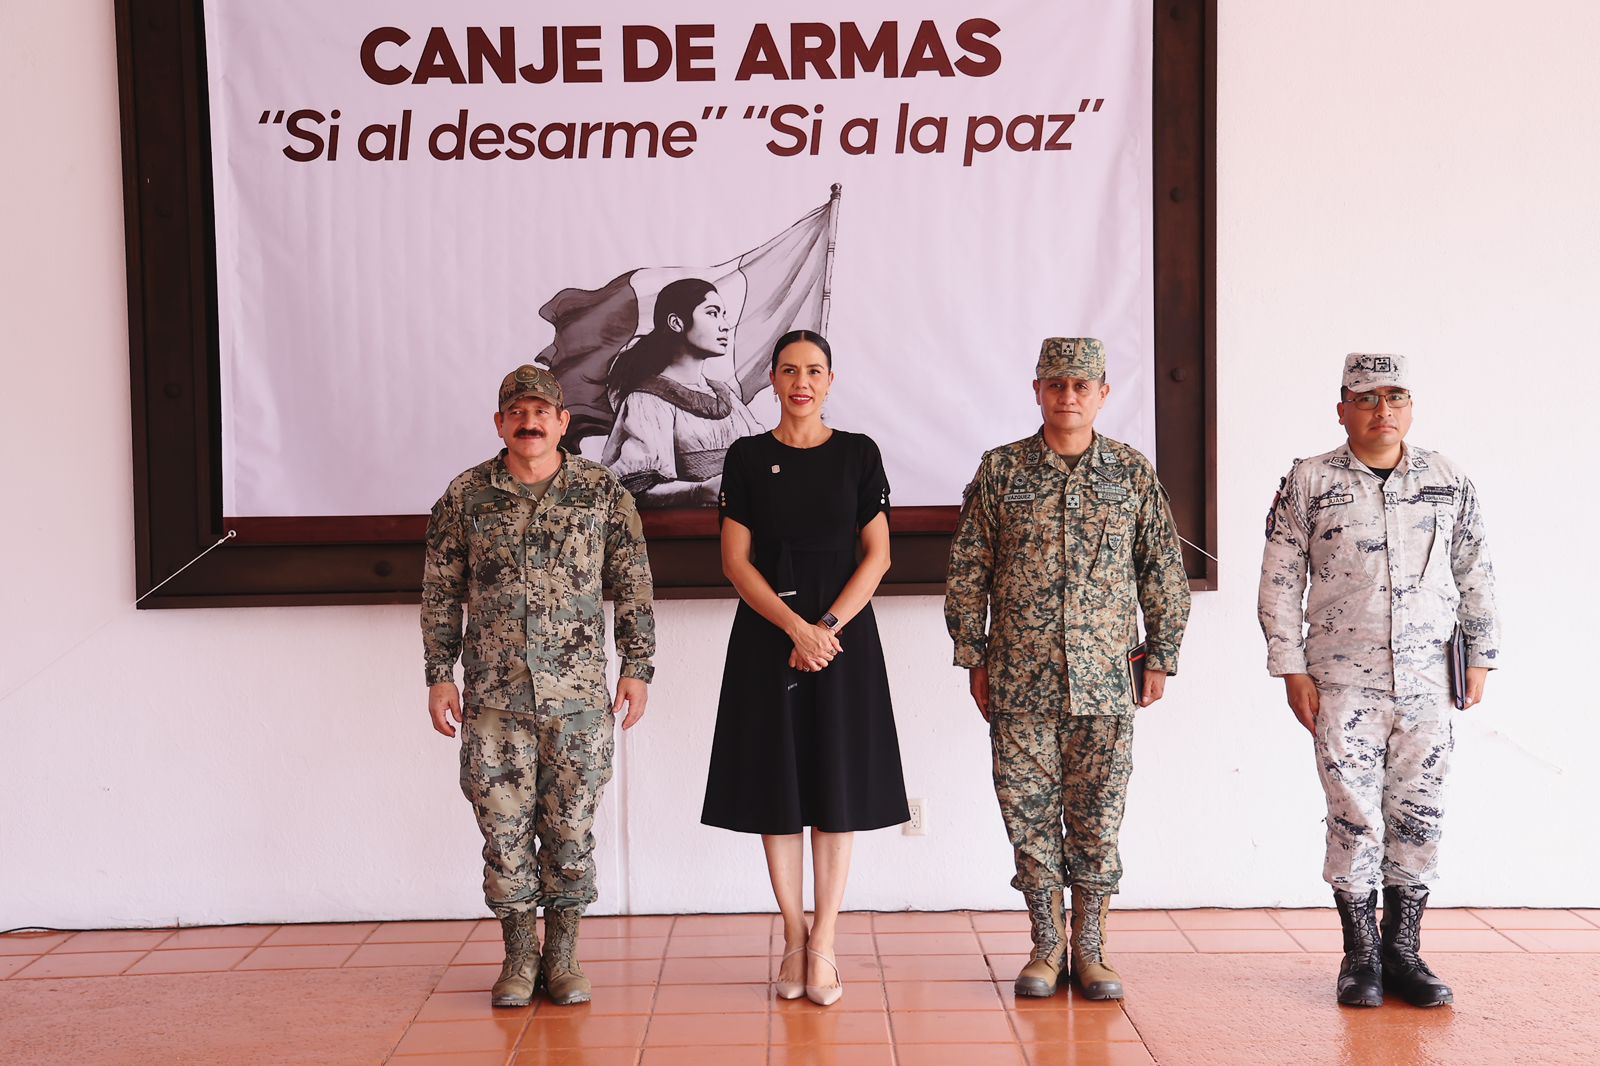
[701,330,909,1007]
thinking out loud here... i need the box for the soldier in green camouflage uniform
[945,338,1190,1001]
[423,365,656,1008]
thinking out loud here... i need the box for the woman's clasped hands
[787,619,843,673]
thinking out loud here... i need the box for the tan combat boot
[1014,888,1069,997]
[542,908,592,1006]
[490,910,540,1008]
[1069,886,1124,1000]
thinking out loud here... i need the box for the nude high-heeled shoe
[805,949,843,1006]
[774,946,807,1000]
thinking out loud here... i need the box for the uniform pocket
[1095,518,1132,574]
[1421,505,1454,588]
[997,496,1041,555]
[1310,512,1385,594]
[468,511,523,585]
[1418,506,1460,622]
[545,504,606,585]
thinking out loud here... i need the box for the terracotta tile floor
[1,909,1597,1065]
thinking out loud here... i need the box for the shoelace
[1076,912,1106,962]
[1025,895,1062,959]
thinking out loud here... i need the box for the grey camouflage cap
[1035,337,1106,381]
[1342,353,1409,393]
[498,364,564,411]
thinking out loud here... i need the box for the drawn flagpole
[820,183,843,334]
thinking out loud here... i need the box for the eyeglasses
[1343,391,1411,410]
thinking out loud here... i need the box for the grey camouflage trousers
[991,711,1134,895]
[1314,682,1453,891]
[460,703,615,915]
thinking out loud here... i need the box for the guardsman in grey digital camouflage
[945,337,1191,1001]
[422,365,656,1009]
[1258,352,1500,1009]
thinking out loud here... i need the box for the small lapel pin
[771,465,781,474]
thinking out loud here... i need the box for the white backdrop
[205,0,1156,516]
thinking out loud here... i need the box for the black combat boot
[1381,885,1454,1007]
[1332,889,1383,1007]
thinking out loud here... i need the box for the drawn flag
[536,187,841,444]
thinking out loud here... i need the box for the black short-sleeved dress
[701,429,910,835]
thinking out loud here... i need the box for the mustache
[514,428,546,438]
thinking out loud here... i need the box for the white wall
[3,1,1597,929]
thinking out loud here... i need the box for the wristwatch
[819,612,840,632]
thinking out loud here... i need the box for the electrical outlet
[903,798,927,836]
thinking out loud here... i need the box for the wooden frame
[119,0,1215,606]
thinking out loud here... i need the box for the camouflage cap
[1035,337,1106,381]
[498,364,563,411]
[1342,352,1409,393]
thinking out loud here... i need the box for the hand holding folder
[1446,626,1468,710]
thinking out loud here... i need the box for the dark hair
[608,278,719,403]
[770,329,833,372]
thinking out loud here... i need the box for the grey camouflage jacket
[946,431,1191,716]
[1258,442,1500,695]
[422,451,656,716]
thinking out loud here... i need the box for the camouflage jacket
[1258,442,1500,696]
[422,450,656,716]
[945,431,1191,716]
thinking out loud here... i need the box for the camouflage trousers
[1314,683,1453,892]
[991,711,1134,895]
[460,703,615,915]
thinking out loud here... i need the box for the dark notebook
[1447,625,1468,709]
[1127,642,1147,706]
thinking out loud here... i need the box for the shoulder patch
[1265,476,1285,540]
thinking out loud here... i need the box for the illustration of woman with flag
[599,277,764,508]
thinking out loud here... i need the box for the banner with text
[207,1,1154,515]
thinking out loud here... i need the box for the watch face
[821,612,839,630]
